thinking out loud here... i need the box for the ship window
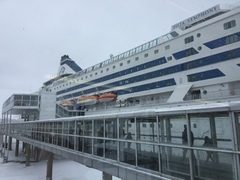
[106,68,109,71]
[226,35,238,44]
[154,49,159,54]
[170,31,179,37]
[198,46,202,51]
[90,74,92,77]
[167,56,172,61]
[224,20,236,30]
[186,49,195,57]
[95,72,97,75]
[101,70,103,73]
[81,78,83,80]
[149,41,154,47]
[144,53,148,57]
[85,76,87,79]
[185,36,194,44]
[113,65,115,69]
[120,63,123,66]
[227,51,236,58]
[197,33,201,37]
[127,60,130,64]
[135,57,139,61]
[142,124,146,128]
[165,45,170,50]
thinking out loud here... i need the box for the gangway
[1,101,240,180]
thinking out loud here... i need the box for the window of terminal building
[185,36,194,44]
[224,20,236,30]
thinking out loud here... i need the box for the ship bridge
[1,101,240,180]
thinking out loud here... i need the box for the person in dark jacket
[182,124,194,161]
[203,136,214,163]
[126,132,133,148]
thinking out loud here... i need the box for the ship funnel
[57,55,82,76]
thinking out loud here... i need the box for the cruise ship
[2,3,240,180]
[43,3,240,114]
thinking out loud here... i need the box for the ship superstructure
[45,3,240,114]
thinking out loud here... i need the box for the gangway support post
[46,151,54,180]
[8,137,12,150]
[25,143,30,166]
[15,139,19,157]
[102,172,112,180]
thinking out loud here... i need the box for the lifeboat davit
[58,100,75,106]
[77,95,99,105]
[98,93,117,103]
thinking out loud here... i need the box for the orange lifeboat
[58,100,75,106]
[77,95,99,105]
[98,93,117,103]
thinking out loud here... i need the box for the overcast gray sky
[0,0,239,115]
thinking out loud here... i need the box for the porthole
[198,46,202,51]
[197,33,201,37]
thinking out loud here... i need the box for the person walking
[203,136,214,163]
[181,124,194,161]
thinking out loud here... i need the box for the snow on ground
[0,140,120,180]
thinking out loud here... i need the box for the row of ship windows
[57,68,225,100]
[53,46,199,90]
[57,67,226,100]
[184,20,236,44]
[88,31,179,72]
[56,79,176,101]
[56,47,239,98]
[86,49,161,78]
[55,45,238,94]
[76,19,236,77]
[54,45,237,93]
[53,50,162,90]
[53,20,236,91]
